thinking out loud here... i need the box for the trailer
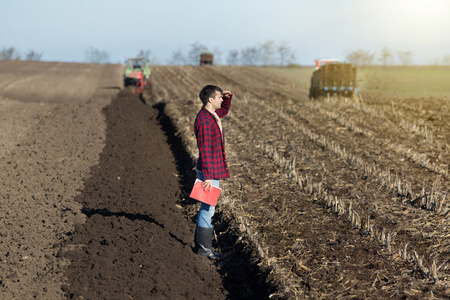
[309,59,358,99]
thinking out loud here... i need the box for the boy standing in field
[193,85,232,260]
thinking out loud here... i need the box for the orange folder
[189,179,222,207]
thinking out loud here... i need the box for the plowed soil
[147,65,450,299]
[0,61,272,299]
[1,61,449,299]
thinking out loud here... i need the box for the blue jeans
[195,169,220,228]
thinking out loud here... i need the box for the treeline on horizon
[2,43,450,67]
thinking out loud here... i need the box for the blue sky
[1,0,449,65]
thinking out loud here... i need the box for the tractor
[124,57,151,94]
[309,59,358,99]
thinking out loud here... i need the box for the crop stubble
[148,65,450,298]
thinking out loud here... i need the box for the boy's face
[209,90,223,110]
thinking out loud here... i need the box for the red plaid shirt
[194,95,232,180]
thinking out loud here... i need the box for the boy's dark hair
[199,85,223,106]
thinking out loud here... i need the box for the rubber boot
[194,227,221,260]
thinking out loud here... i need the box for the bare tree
[136,50,150,60]
[398,51,413,66]
[378,47,393,66]
[85,47,110,63]
[25,50,42,61]
[168,49,186,65]
[240,46,260,66]
[187,42,207,65]
[431,57,441,66]
[226,50,239,65]
[442,55,450,66]
[346,50,361,65]
[0,47,21,60]
[346,49,375,66]
[136,49,157,64]
[212,47,223,65]
[259,40,276,66]
[277,41,295,66]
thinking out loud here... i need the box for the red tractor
[314,58,339,69]
[124,57,151,94]
[124,70,145,94]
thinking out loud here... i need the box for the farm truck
[124,57,151,94]
[200,50,214,65]
[309,59,359,99]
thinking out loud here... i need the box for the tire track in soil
[60,89,227,299]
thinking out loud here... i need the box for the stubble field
[0,61,449,299]
[148,65,450,298]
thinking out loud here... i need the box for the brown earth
[147,65,450,299]
[0,61,124,299]
[0,61,273,299]
[1,61,449,299]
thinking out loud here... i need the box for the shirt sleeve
[216,94,232,118]
[196,120,214,180]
